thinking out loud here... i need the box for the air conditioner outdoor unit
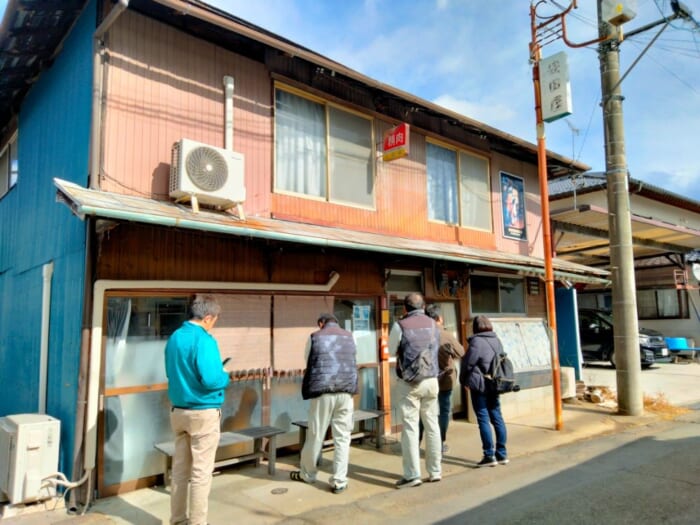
[169,138,246,211]
[0,414,60,505]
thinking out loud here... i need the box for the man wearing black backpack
[460,315,509,467]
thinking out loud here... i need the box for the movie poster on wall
[501,172,527,241]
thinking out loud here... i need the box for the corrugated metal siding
[102,11,272,214]
[0,0,94,477]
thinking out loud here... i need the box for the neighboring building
[549,173,700,351]
[0,0,608,499]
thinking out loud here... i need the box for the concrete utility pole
[596,0,642,415]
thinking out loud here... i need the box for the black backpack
[485,341,519,394]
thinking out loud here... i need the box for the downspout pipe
[89,0,129,189]
[39,261,54,414]
[83,273,340,475]
[223,76,234,150]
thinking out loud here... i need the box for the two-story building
[0,0,608,499]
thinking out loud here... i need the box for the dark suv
[578,308,670,368]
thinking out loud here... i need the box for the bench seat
[154,425,285,485]
[292,409,384,450]
[665,337,700,361]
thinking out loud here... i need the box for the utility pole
[597,0,642,415]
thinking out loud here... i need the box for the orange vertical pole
[530,5,563,430]
[379,296,392,438]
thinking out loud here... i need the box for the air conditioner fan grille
[185,146,229,191]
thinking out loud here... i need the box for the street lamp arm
[624,13,680,38]
[560,12,612,48]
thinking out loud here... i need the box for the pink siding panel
[102,11,272,215]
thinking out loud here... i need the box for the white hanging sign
[540,51,573,123]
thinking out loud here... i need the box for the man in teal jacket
[165,294,232,525]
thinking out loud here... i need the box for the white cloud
[432,94,517,127]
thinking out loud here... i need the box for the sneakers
[441,443,450,454]
[496,455,509,465]
[289,470,314,483]
[331,484,347,494]
[395,477,422,489]
[428,473,442,482]
[476,456,498,468]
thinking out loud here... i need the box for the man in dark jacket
[423,304,464,454]
[290,313,358,494]
[389,293,442,488]
[461,315,509,467]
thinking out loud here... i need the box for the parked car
[577,308,670,368]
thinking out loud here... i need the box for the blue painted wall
[0,0,95,476]
[555,287,583,379]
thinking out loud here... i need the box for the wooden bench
[665,337,700,362]
[292,409,384,450]
[154,425,285,485]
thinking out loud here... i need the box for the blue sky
[1,0,698,201]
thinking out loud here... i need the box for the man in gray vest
[389,293,442,488]
[290,313,358,493]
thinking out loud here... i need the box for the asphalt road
[282,406,700,525]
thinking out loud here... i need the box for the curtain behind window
[460,152,491,231]
[329,107,373,206]
[427,143,458,223]
[275,90,326,197]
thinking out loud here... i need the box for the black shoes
[476,456,498,467]
[496,454,509,465]
[395,477,422,489]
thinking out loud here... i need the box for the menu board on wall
[490,318,552,372]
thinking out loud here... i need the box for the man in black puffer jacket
[290,313,358,494]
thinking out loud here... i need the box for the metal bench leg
[267,435,277,475]
[163,455,172,487]
[376,417,384,449]
[253,437,262,468]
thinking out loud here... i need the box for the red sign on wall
[382,123,410,161]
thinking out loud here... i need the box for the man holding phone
[165,294,233,525]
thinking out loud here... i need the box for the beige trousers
[169,407,221,525]
[299,392,354,489]
[397,376,441,480]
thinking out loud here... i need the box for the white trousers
[397,376,441,480]
[300,392,354,488]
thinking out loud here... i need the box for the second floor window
[0,133,18,199]
[427,141,491,230]
[275,88,374,207]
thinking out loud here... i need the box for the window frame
[0,131,18,199]
[469,272,527,315]
[273,84,376,209]
[426,138,492,231]
[637,287,689,320]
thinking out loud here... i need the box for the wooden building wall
[95,223,384,295]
